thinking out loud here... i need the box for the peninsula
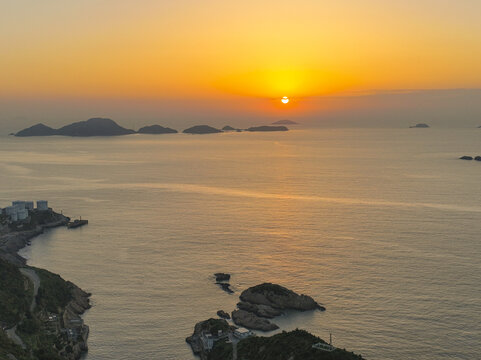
[0,201,91,360]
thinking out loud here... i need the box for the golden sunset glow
[281,97,289,104]
[1,0,481,122]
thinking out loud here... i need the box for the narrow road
[5,326,26,349]
[229,333,238,360]
[20,268,40,312]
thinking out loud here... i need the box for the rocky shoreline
[0,209,91,360]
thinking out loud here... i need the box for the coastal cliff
[0,209,91,360]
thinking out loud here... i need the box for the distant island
[15,118,135,137]
[272,119,298,125]
[409,123,430,128]
[246,126,288,132]
[14,118,181,137]
[221,125,236,131]
[137,125,178,134]
[14,120,291,137]
[183,125,223,134]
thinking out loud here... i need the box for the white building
[17,209,29,221]
[12,201,26,211]
[233,328,254,339]
[200,333,214,351]
[25,201,34,210]
[37,200,48,211]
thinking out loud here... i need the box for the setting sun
[281,96,289,104]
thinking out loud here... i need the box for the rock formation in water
[137,125,178,134]
[236,301,282,318]
[240,283,325,311]
[183,125,223,134]
[231,309,279,331]
[459,156,473,160]
[214,273,230,282]
[221,125,236,131]
[216,310,230,319]
[409,123,430,128]
[475,156,481,161]
[246,126,288,132]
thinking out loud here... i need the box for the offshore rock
[459,156,473,160]
[216,282,234,294]
[214,273,230,282]
[217,310,230,319]
[236,301,282,318]
[240,283,325,311]
[231,309,279,331]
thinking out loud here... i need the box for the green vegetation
[209,329,364,360]
[0,259,31,326]
[35,268,73,313]
[197,318,230,334]
[0,330,29,360]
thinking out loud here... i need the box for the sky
[1,0,481,132]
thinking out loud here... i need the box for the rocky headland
[185,277,356,360]
[0,208,91,360]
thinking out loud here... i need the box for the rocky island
[409,123,430,128]
[186,278,362,360]
[137,125,178,134]
[15,118,135,137]
[183,125,223,134]
[0,202,91,360]
[246,126,288,132]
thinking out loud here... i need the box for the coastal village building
[233,327,254,339]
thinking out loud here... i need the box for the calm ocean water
[1,128,480,359]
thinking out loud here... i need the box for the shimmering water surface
[1,128,480,359]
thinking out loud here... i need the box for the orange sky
[1,0,481,127]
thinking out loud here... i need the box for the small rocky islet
[459,155,481,161]
[187,276,362,359]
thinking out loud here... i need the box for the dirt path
[5,325,26,349]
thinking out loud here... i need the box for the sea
[1,127,480,359]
